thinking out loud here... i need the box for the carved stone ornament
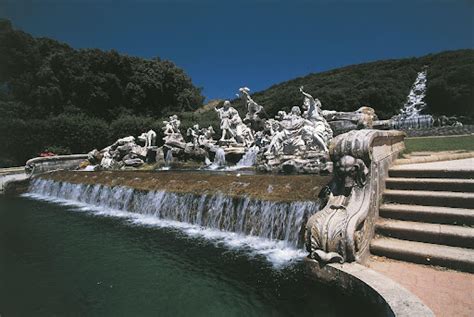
[305,129,405,264]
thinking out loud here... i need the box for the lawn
[404,134,474,153]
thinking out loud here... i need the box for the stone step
[383,189,474,209]
[370,237,474,273]
[379,203,474,226]
[388,168,474,179]
[375,219,474,249]
[386,177,474,192]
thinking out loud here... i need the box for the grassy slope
[404,135,474,153]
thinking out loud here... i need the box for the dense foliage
[0,19,204,166]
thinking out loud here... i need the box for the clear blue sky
[1,0,473,101]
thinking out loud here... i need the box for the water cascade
[165,150,174,167]
[208,148,226,170]
[236,146,259,167]
[27,178,319,248]
[391,67,434,129]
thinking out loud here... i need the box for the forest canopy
[0,19,204,166]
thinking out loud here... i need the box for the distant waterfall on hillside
[391,67,434,130]
[27,178,319,248]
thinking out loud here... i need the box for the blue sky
[1,0,473,101]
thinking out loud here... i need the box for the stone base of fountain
[258,152,332,174]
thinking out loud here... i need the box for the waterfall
[401,68,428,119]
[391,67,434,130]
[27,178,319,248]
[207,148,226,170]
[236,146,259,167]
[165,150,173,167]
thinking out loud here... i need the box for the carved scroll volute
[306,129,405,264]
[306,130,375,264]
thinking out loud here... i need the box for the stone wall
[404,124,474,137]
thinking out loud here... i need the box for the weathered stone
[87,149,102,165]
[123,158,144,167]
[306,129,406,264]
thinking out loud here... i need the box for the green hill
[227,49,474,121]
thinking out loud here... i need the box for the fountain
[19,85,407,266]
[5,83,434,316]
[27,177,319,248]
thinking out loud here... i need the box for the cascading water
[165,150,174,167]
[401,68,428,118]
[207,148,226,170]
[391,67,434,129]
[236,146,259,167]
[26,178,318,249]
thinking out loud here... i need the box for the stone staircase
[370,165,474,273]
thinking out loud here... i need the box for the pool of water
[0,196,379,316]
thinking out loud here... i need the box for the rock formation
[86,133,158,170]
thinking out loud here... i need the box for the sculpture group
[163,87,333,173]
[84,86,384,173]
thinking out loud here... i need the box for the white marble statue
[187,124,200,147]
[261,87,333,159]
[239,87,264,128]
[198,126,216,147]
[300,86,323,122]
[162,115,184,144]
[215,101,237,142]
[163,115,181,135]
[214,100,254,146]
[138,129,157,148]
[299,86,333,148]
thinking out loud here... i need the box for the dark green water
[0,196,377,316]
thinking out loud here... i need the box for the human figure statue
[187,124,201,148]
[275,110,290,121]
[264,120,285,156]
[138,130,157,148]
[162,114,184,144]
[299,86,333,148]
[239,87,262,118]
[199,126,216,147]
[239,87,267,131]
[163,115,181,135]
[300,86,323,122]
[215,101,236,142]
